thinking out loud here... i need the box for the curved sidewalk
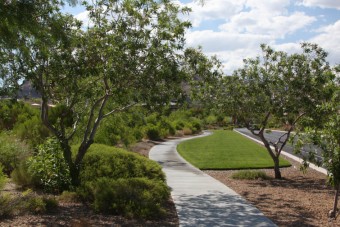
[149,132,277,227]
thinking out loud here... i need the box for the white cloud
[186,30,272,52]
[220,11,316,39]
[301,0,340,10]
[183,0,317,73]
[75,10,91,27]
[176,0,246,27]
[310,20,340,64]
[245,0,291,15]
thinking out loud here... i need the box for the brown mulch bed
[205,157,340,227]
[0,199,178,227]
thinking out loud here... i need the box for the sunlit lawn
[177,130,291,169]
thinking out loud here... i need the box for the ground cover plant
[177,130,291,169]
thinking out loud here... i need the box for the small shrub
[144,124,161,140]
[27,138,71,193]
[231,170,270,180]
[11,162,33,187]
[0,193,14,218]
[182,127,193,135]
[23,196,46,214]
[79,144,165,183]
[58,191,79,203]
[224,125,234,130]
[14,115,50,148]
[42,197,59,212]
[0,190,58,218]
[189,118,202,134]
[0,132,32,176]
[85,177,169,218]
[0,164,7,190]
[205,115,217,125]
[173,120,185,130]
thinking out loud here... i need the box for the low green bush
[144,124,161,140]
[231,170,270,180]
[0,100,38,130]
[0,164,7,190]
[14,116,50,148]
[0,132,32,176]
[189,118,202,134]
[205,115,218,126]
[0,193,13,218]
[0,190,59,218]
[27,138,71,193]
[76,144,169,218]
[58,191,79,203]
[83,177,169,218]
[79,144,165,183]
[11,161,33,187]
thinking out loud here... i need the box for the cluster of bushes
[95,107,205,145]
[0,100,50,148]
[0,189,58,218]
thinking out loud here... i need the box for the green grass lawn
[177,130,291,170]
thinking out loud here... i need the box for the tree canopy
[218,43,337,179]
[0,0,194,185]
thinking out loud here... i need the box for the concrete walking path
[149,132,277,227]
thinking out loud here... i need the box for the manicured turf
[177,130,291,170]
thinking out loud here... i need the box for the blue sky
[62,0,340,74]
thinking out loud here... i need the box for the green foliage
[14,115,50,148]
[0,100,38,130]
[145,124,162,140]
[79,144,165,183]
[85,177,169,218]
[58,191,79,203]
[76,144,169,218]
[231,170,270,180]
[27,138,71,193]
[0,190,58,218]
[205,115,218,126]
[0,164,7,190]
[0,193,13,218]
[0,132,31,176]
[11,162,33,187]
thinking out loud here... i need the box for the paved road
[234,128,323,163]
[149,132,277,227]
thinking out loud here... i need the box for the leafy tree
[182,47,223,108]
[294,81,339,219]
[219,43,335,179]
[0,0,191,186]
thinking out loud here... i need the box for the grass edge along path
[177,130,291,170]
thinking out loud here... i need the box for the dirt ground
[1,139,339,226]
[205,157,340,227]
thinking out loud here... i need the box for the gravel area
[205,157,339,227]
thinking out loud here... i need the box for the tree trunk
[330,184,339,219]
[273,157,282,179]
[58,137,80,187]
